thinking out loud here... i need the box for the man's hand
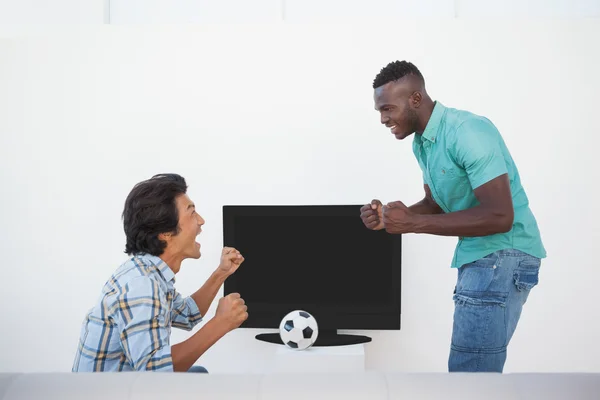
[360,199,385,230]
[382,201,417,234]
[217,247,244,277]
[215,293,248,332]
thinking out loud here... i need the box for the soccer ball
[279,310,319,350]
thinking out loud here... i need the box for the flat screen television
[223,205,401,346]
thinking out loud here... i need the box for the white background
[0,1,599,374]
[2,0,600,28]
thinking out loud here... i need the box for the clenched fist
[382,201,416,234]
[360,199,385,230]
[215,293,248,332]
[217,247,244,277]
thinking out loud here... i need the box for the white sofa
[1,372,599,399]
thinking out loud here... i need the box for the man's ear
[158,232,171,242]
[410,91,422,108]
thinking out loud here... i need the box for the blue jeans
[448,249,541,372]
[188,366,208,373]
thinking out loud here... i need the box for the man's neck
[159,252,182,274]
[416,99,436,134]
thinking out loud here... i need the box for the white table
[265,344,365,374]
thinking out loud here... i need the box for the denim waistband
[492,249,532,258]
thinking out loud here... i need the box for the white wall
[0,21,599,374]
[108,0,600,23]
[0,0,106,32]
[109,0,282,24]
[2,0,600,28]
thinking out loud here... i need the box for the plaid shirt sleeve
[115,276,174,371]
[170,290,203,330]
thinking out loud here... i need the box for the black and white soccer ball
[279,310,319,350]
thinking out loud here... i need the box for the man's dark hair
[373,60,424,89]
[122,173,188,256]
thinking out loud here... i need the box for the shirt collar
[137,253,176,283]
[419,101,445,143]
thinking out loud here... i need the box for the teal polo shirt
[412,101,546,268]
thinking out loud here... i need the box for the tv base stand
[256,330,372,347]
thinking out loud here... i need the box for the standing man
[73,173,248,372]
[361,61,546,372]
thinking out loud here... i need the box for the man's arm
[189,269,227,317]
[168,274,230,370]
[408,184,444,215]
[171,292,247,372]
[168,248,246,371]
[168,271,225,331]
[189,247,243,317]
[170,316,229,372]
[171,248,243,330]
[383,118,514,237]
[411,173,513,236]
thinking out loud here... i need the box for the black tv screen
[223,205,401,336]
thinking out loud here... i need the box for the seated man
[72,173,248,372]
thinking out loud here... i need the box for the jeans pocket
[456,255,498,293]
[513,256,541,291]
[451,290,509,352]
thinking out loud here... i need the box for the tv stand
[256,329,371,347]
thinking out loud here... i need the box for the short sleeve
[451,118,508,189]
[170,290,203,330]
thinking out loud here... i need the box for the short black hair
[122,173,188,256]
[373,60,424,89]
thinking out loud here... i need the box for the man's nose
[380,113,389,125]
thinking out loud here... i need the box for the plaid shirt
[72,254,202,372]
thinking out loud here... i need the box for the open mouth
[390,125,399,135]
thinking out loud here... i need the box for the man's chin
[187,250,201,259]
[395,132,413,140]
